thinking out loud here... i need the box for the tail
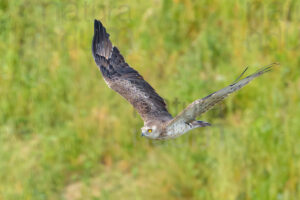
[190,120,211,128]
[92,19,113,60]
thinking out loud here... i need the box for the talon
[185,122,193,128]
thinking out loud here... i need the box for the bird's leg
[185,121,193,128]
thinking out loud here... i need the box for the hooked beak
[141,132,145,137]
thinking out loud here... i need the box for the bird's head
[141,125,160,139]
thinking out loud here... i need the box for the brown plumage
[91,19,276,140]
[92,20,172,126]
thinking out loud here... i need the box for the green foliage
[0,0,300,199]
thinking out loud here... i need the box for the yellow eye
[148,129,152,133]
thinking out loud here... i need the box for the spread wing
[92,19,172,124]
[167,64,276,127]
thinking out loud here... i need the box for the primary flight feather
[92,19,275,140]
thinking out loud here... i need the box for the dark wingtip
[255,62,280,76]
[94,19,98,31]
[92,19,110,40]
[92,19,112,59]
[94,19,102,32]
[94,19,101,25]
[93,19,103,36]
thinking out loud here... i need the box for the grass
[0,0,300,199]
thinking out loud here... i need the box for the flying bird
[92,19,275,140]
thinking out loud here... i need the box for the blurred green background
[1,0,300,199]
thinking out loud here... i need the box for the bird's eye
[148,129,152,133]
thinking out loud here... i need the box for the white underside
[159,123,193,140]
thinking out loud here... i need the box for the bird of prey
[92,19,275,140]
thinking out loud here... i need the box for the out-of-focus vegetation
[0,0,300,199]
